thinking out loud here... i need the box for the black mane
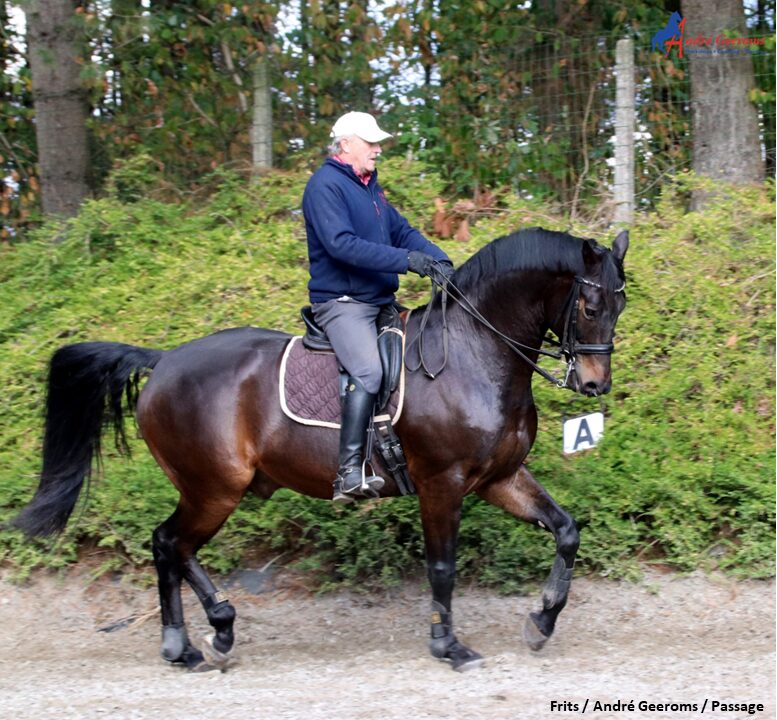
[453,227,624,291]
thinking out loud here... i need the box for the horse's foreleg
[419,491,484,671]
[477,464,579,651]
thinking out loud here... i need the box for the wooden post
[614,38,634,225]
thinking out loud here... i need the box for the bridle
[546,274,626,385]
[405,263,626,389]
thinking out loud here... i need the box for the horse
[651,11,684,55]
[13,226,629,672]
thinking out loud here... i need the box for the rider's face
[341,135,381,176]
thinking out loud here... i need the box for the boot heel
[332,477,356,504]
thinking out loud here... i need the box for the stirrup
[332,464,384,504]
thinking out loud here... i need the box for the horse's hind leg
[152,509,204,669]
[181,554,236,661]
[152,494,243,669]
[477,464,579,651]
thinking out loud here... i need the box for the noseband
[406,265,625,389]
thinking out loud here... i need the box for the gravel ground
[0,568,773,720]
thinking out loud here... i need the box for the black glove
[437,261,455,280]
[407,250,446,277]
[407,251,437,278]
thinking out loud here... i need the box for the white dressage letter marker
[563,412,604,454]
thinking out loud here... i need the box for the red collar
[332,155,372,185]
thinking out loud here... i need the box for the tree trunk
[251,54,273,173]
[26,0,91,219]
[681,0,764,196]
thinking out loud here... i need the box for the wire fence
[438,25,776,218]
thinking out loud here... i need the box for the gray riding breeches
[311,298,383,394]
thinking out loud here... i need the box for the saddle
[277,305,414,496]
[299,304,404,412]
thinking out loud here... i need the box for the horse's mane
[452,227,624,292]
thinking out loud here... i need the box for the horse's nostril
[588,381,612,396]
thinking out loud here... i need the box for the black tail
[12,342,163,537]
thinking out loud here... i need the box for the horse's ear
[582,239,598,266]
[612,230,629,262]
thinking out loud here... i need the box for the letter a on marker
[574,418,594,450]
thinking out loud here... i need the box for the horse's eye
[583,305,599,320]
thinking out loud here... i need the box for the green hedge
[0,160,773,586]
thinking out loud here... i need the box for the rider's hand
[407,251,437,278]
[436,261,455,280]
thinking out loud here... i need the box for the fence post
[614,38,635,225]
[251,55,273,173]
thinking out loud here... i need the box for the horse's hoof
[161,625,188,663]
[453,653,485,672]
[201,633,232,671]
[176,646,206,671]
[442,641,485,672]
[523,612,550,651]
[188,659,222,673]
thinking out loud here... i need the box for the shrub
[0,166,773,587]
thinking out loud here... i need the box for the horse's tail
[12,342,163,537]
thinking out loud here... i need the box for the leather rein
[405,261,626,388]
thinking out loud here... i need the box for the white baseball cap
[330,112,393,143]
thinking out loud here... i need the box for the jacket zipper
[369,184,389,245]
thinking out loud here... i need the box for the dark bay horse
[14,227,628,672]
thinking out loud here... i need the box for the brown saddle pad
[279,336,404,429]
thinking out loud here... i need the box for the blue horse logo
[651,11,685,57]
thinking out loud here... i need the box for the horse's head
[553,230,629,397]
[425,226,628,395]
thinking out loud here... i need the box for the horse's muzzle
[567,357,612,397]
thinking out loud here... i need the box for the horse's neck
[433,270,558,391]
[459,270,555,346]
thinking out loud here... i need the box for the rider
[302,111,453,504]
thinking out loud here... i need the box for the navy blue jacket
[303,158,449,305]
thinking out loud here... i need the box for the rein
[405,261,625,388]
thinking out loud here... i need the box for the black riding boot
[332,377,385,504]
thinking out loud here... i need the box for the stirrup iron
[332,462,384,504]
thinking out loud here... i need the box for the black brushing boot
[332,377,385,504]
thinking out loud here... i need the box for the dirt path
[0,569,773,720]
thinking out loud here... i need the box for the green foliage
[527,174,775,579]
[0,164,773,589]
